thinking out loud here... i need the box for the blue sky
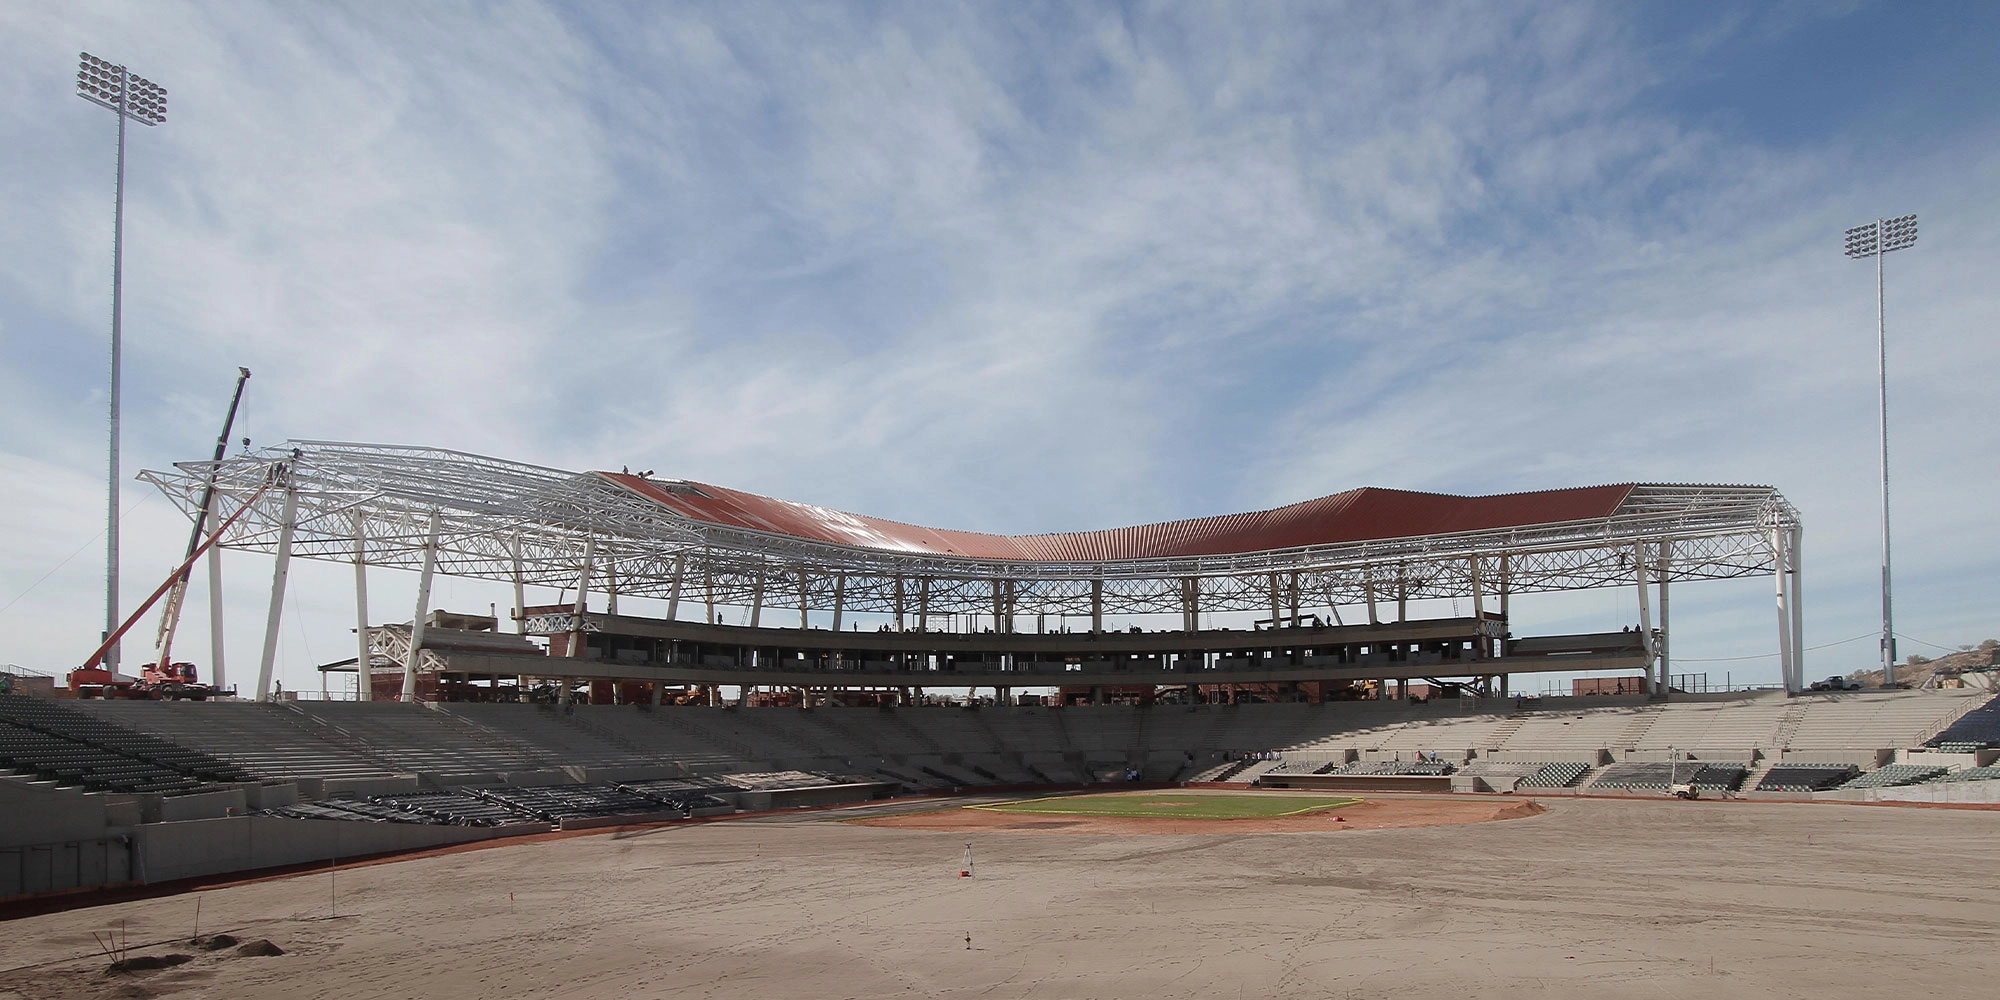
[2,1,1996,693]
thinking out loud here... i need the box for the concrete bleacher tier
[22,689,1993,802]
[0,695,249,794]
[1925,693,2000,752]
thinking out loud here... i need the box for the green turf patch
[969,792,1362,820]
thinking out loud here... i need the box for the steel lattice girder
[139,441,1800,619]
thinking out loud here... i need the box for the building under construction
[135,441,1810,703]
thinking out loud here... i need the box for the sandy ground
[857,792,1545,835]
[3,794,1998,999]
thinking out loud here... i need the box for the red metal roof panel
[602,474,1634,562]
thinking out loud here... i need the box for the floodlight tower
[1843,213,1917,687]
[76,52,168,672]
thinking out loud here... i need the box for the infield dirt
[3,793,1997,999]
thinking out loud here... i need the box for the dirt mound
[199,934,239,951]
[234,939,285,957]
[106,953,192,975]
[1495,800,1548,820]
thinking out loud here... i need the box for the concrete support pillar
[254,476,300,703]
[918,577,930,631]
[832,573,846,632]
[1268,573,1282,628]
[402,509,444,703]
[894,577,905,631]
[800,566,811,629]
[1181,577,1199,632]
[1287,573,1301,626]
[1364,572,1379,625]
[1396,564,1408,622]
[352,511,371,702]
[750,569,765,628]
[1091,578,1103,632]
[1499,553,1511,623]
[605,563,619,617]
[992,579,1005,634]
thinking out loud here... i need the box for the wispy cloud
[2,1,1995,690]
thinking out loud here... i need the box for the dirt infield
[857,792,1546,835]
[4,795,1998,999]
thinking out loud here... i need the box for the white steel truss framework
[139,441,1808,689]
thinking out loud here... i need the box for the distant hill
[1845,639,1999,688]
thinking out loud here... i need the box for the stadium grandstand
[11,439,2000,902]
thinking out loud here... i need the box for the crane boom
[153,367,251,669]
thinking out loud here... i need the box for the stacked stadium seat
[1839,764,1947,789]
[1924,694,2000,752]
[1590,762,1745,791]
[1755,764,1859,792]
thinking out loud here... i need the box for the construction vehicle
[73,368,256,698]
[66,661,215,700]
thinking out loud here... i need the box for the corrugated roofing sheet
[604,474,1635,563]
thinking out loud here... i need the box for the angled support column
[750,567,765,628]
[402,509,443,703]
[254,471,299,703]
[666,553,685,621]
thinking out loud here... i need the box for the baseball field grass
[968,791,1363,820]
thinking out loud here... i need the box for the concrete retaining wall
[0,837,133,899]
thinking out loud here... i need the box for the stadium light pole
[1843,213,1917,687]
[76,52,168,673]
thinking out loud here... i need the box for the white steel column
[1772,528,1796,694]
[1788,525,1805,692]
[605,563,618,616]
[253,475,299,702]
[204,489,227,692]
[1634,541,1655,695]
[1658,541,1672,695]
[402,509,443,702]
[510,532,526,636]
[560,534,595,703]
[352,511,371,702]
